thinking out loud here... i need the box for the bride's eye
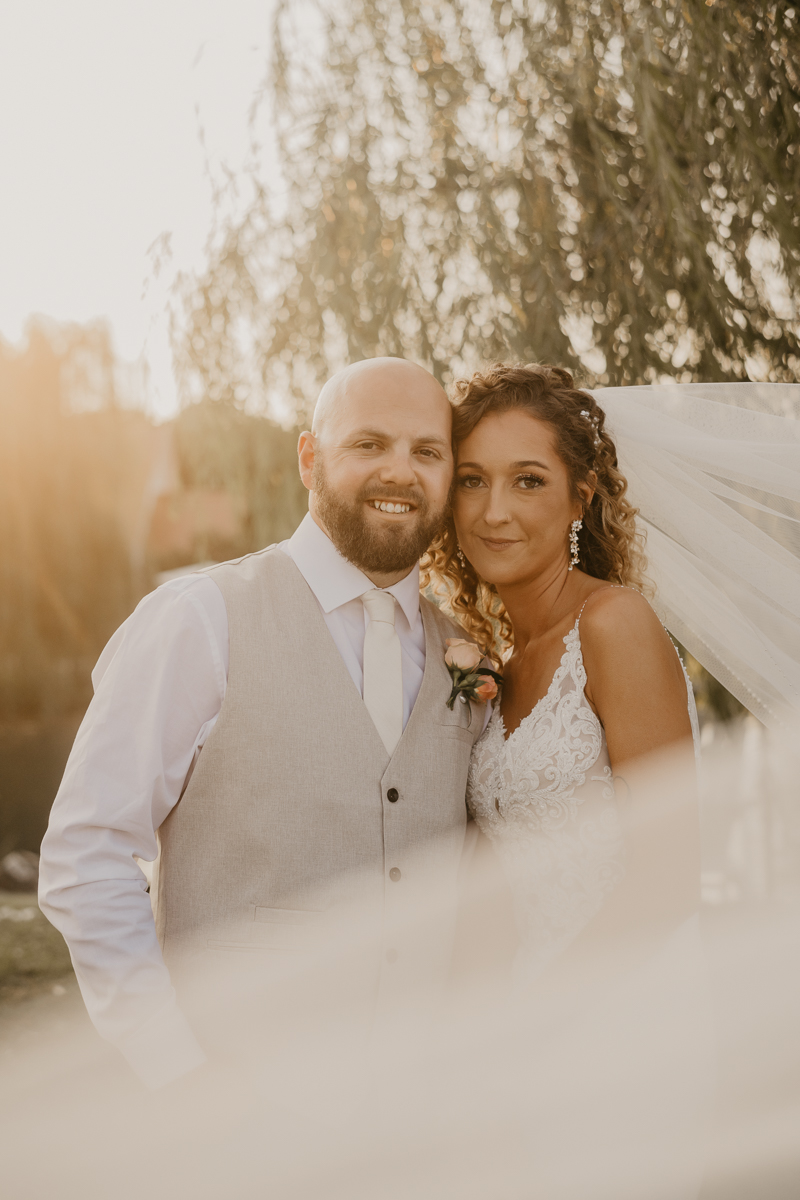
[516,473,545,490]
[457,474,485,489]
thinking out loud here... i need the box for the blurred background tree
[0,322,305,731]
[0,321,143,723]
[170,401,307,563]
[181,0,799,421]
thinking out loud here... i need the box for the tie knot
[362,588,396,626]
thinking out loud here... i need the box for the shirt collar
[286,513,421,628]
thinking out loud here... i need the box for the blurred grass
[0,891,74,1004]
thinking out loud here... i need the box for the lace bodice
[467,617,626,981]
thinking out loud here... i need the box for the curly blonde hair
[421,363,649,662]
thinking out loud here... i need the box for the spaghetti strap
[575,584,634,629]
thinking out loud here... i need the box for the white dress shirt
[38,515,430,1088]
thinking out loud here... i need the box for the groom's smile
[368,499,413,514]
[363,486,422,522]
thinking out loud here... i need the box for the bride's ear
[577,471,597,510]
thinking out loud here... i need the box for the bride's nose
[482,485,512,526]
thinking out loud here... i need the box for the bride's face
[453,409,588,588]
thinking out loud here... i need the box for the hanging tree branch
[180,0,800,422]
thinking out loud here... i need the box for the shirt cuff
[115,994,207,1089]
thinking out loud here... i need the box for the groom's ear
[298,431,316,491]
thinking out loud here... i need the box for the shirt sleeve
[38,575,228,1088]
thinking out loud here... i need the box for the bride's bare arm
[580,587,693,763]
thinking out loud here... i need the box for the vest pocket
[250,906,325,949]
[205,908,326,952]
[254,906,324,925]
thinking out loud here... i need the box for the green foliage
[181,0,800,422]
[172,400,309,554]
[683,649,746,725]
[0,893,74,1003]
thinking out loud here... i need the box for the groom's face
[299,362,454,583]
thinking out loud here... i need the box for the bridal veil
[592,383,800,729]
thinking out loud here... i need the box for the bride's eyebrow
[456,459,551,470]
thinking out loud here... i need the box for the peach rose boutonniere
[444,639,502,710]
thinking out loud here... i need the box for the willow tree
[181,0,799,421]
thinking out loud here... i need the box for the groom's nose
[379,448,418,488]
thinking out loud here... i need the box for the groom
[39,357,485,1088]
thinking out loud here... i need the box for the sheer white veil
[591,383,800,730]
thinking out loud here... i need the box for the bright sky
[0,0,275,419]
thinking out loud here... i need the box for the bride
[429,362,700,975]
[425,362,713,1198]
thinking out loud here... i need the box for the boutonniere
[444,639,502,710]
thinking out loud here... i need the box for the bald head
[311,357,450,441]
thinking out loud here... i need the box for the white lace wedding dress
[465,603,712,1200]
[468,601,700,980]
[468,613,626,984]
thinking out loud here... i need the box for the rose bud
[444,638,482,671]
[475,676,498,704]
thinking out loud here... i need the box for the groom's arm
[38,575,228,1089]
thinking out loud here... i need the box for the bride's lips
[479,536,520,550]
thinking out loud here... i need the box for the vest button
[389,867,401,882]
[387,788,399,803]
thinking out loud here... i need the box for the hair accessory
[568,518,582,571]
[580,409,602,449]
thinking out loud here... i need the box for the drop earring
[568,518,582,571]
[456,543,466,567]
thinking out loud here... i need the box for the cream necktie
[362,588,404,756]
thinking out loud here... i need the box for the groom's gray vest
[154,546,482,987]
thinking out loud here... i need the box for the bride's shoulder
[578,586,680,672]
[579,584,656,625]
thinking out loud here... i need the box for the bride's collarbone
[507,611,577,678]
[501,600,605,734]
[500,637,571,735]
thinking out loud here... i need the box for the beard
[312,457,448,576]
